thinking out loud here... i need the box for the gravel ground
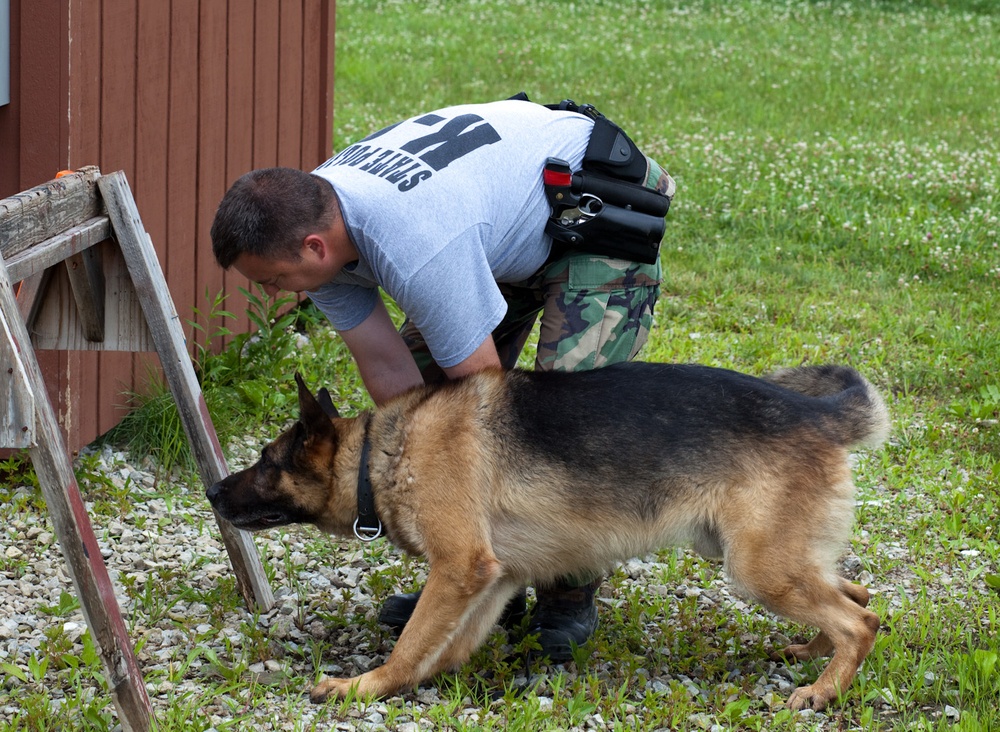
[0,443,956,731]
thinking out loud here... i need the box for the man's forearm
[357,358,424,406]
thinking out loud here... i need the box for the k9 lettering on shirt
[316,113,502,192]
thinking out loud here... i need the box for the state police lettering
[315,113,501,192]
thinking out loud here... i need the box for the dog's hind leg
[774,579,870,661]
[728,553,879,711]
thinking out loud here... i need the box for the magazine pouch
[520,94,674,264]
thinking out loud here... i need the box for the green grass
[2,0,999,729]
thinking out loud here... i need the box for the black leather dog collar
[353,432,383,542]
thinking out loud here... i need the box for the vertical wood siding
[0,0,336,452]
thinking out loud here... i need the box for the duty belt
[512,92,674,265]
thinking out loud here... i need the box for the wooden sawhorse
[1,168,274,731]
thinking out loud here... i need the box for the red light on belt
[543,168,573,187]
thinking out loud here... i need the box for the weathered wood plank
[29,240,155,352]
[4,216,111,283]
[15,270,50,328]
[98,172,274,612]
[0,167,103,258]
[0,322,34,448]
[0,251,151,732]
[0,269,35,448]
[62,244,106,342]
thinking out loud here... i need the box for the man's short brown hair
[211,167,337,269]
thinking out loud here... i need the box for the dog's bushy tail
[765,365,890,448]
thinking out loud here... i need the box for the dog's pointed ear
[295,372,335,433]
[316,388,340,419]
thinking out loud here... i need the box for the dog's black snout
[206,482,223,504]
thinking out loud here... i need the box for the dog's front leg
[310,549,504,702]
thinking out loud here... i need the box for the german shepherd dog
[207,362,889,710]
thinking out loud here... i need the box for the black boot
[378,587,528,634]
[377,590,423,632]
[527,579,600,662]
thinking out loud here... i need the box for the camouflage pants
[400,251,661,379]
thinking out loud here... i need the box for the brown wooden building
[1,0,336,453]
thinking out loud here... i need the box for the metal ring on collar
[353,517,383,542]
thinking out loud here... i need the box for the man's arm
[337,299,425,406]
[338,299,502,406]
[442,337,502,380]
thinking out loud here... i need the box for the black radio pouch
[511,92,673,265]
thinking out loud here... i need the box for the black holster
[524,94,673,265]
[544,160,667,264]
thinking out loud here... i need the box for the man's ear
[302,233,328,260]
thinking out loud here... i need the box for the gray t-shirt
[306,100,593,368]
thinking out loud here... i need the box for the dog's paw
[772,643,813,662]
[771,632,833,662]
[309,676,359,703]
[786,683,833,711]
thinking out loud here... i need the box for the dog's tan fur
[207,363,888,710]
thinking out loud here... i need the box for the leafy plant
[948,384,1000,421]
[102,286,305,470]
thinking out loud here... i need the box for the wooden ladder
[0,168,274,731]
